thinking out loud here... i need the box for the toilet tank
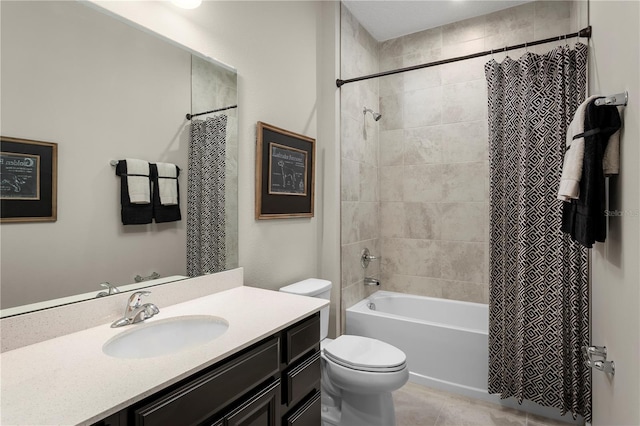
[279,278,332,340]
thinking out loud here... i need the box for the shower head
[363,107,382,121]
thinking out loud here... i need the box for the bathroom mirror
[0,1,238,316]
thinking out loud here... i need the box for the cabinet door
[224,380,280,426]
[283,391,321,426]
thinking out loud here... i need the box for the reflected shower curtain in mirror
[485,44,590,421]
[187,115,227,277]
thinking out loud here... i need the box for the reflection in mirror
[0,1,238,317]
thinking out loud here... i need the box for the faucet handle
[127,291,151,309]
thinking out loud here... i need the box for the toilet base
[322,390,396,426]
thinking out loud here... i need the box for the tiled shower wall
[341,1,576,311]
[340,5,380,322]
[376,1,575,304]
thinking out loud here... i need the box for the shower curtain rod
[186,104,237,120]
[336,26,592,88]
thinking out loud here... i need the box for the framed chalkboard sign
[256,122,315,219]
[1,136,57,223]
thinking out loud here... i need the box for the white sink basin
[103,315,229,359]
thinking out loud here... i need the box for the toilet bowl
[322,335,409,426]
[279,279,409,426]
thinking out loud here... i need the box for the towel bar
[594,91,628,106]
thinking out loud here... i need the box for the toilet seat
[323,335,406,373]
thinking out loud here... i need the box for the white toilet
[280,279,409,426]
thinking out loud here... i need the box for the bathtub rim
[347,290,488,335]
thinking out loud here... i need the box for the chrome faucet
[111,291,159,328]
[96,282,120,298]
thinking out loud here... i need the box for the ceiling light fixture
[171,0,202,9]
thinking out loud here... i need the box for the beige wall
[339,5,381,326]
[373,1,574,304]
[0,1,191,308]
[587,1,640,424]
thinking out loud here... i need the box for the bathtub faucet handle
[361,248,380,269]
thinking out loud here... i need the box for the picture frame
[256,122,315,219]
[1,136,58,223]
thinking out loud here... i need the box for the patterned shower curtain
[485,44,591,421]
[187,115,227,277]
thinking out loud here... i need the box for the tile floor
[393,382,582,426]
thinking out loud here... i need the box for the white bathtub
[346,290,488,393]
[346,291,579,423]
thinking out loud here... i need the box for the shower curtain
[187,115,227,277]
[485,44,591,421]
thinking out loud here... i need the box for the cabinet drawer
[223,379,280,426]
[282,391,321,426]
[134,338,280,426]
[283,314,319,365]
[283,351,320,406]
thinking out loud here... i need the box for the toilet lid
[323,335,406,372]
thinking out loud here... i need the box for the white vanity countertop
[0,286,328,426]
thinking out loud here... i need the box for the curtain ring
[525,41,528,52]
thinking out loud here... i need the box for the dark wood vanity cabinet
[92,313,321,426]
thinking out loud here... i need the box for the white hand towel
[155,162,178,206]
[558,95,599,201]
[125,158,150,204]
[603,128,620,175]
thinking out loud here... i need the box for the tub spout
[364,277,380,286]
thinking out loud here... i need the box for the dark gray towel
[115,161,153,225]
[151,163,181,223]
[561,99,621,247]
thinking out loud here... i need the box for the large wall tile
[380,94,404,131]
[404,66,441,92]
[380,129,404,166]
[442,80,487,124]
[442,162,486,202]
[440,202,485,242]
[403,164,444,202]
[442,38,485,61]
[440,56,486,85]
[485,2,535,37]
[404,87,442,128]
[441,279,486,303]
[403,27,442,55]
[357,201,380,242]
[402,47,443,68]
[341,158,360,201]
[360,163,378,201]
[440,121,488,164]
[381,238,442,278]
[404,202,441,240]
[440,241,485,283]
[381,202,406,238]
[442,15,486,46]
[382,273,446,298]
[380,166,404,201]
[404,126,443,165]
[341,115,364,161]
[341,201,359,245]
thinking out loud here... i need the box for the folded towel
[115,161,153,225]
[125,158,151,204]
[150,163,181,223]
[155,162,179,205]
[558,95,599,201]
